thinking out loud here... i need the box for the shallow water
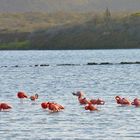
[0,49,140,140]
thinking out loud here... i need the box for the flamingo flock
[72,91,105,111]
[0,91,140,112]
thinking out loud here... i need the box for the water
[0,49,140,140]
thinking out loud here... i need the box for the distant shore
[0,12,139,50]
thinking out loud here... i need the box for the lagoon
[0,49,140,139]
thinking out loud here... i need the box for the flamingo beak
[72,92,77,96]
[8,105,12,109]
[85,106,88,110]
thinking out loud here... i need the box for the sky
[0,0,139,12]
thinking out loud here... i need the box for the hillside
[0,12,93,32]
[0,12,139,50]
[29,13,140,49]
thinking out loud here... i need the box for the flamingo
[30,93,39,101]
[85,103,98,111]
[72,91,90,105]
[17,91,28,99]
[131,98,140,107]
[41,102,64,112]
[115,96,131,105]
[46,102,62,112]
[52,102,64,110]
[90,98,105,105]
[0,103,12,111]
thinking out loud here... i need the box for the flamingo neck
[78,94,83,99]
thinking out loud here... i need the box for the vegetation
[0,41,30,50]
[0,11,140,50]
[0,12,94,32]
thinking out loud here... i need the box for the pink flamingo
[0,103,12,111]
[17,91,28,100]
[85,103,98,111]
[115,96,131,105]
[90,98,105,105]
[41,102,64,112]
[72,91,90,105]
[30,93,39,101]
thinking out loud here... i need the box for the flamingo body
[0,103,12,111]
[41,102,64,112]
[17,91,28,99]
[115,96,131,105]
[79,97,89,105]
[30,94,38,101]
[85,103,98,111]
[90,98,105,105]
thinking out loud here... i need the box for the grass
[0,41,30,50]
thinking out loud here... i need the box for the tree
[104,8,111,23]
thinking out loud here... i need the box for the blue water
[0,49,140,140]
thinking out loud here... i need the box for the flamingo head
[131,98,140,106]
[8,103,12,108]
[35,93,39,99]
[97,98,105,105]
[115,96,121,101]
[134,98,138,102]
[85,105,89,110]
[133,98,139,104]
[72,91,84,97]
[7,104,12,109]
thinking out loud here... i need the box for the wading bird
[17,91,28,99]
[41,102,64,112]
[115,96,131,105]
[90,98,105,105]
[85,103,98,111]
[0,103,12,111]
[72,91,90,105]
[30,93,39,101]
